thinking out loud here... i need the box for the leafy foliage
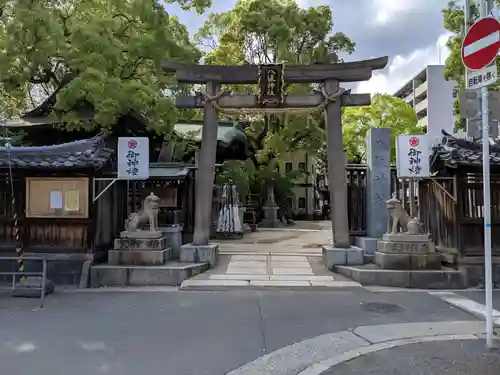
[196,0,355,163]
[216,157,305,217]
[316,94,421,170]
[0,0,210,134]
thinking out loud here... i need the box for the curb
[297,333,483,375]
[225,321,487,375]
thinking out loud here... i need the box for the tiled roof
[149,163,190,179]
[432,130,500,167]
[0,136,114,170]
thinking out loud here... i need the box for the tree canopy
[316,94,421,169]
[195,0,355,164]
[0,0,211,132]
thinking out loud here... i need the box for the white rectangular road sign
[466,63,498,90]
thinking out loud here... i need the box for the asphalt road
[323,339,500,375]
[0,289,480,375]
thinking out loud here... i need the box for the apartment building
[393,65,457,145]
[283,151,315,219]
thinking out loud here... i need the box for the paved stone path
[181,222,359,289]
[181,254,360,288]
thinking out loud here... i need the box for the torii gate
[163,57,388,250]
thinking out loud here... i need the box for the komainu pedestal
[374,196,440,270]
[109,193,171,265]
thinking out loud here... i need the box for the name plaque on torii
[258,63,285,107]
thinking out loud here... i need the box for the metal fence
[0,256,48,308]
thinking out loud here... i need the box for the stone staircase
[89,232,208,287]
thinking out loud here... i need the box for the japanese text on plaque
[407,148,422,175]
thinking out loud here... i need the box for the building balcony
[417,116,428,128]
[414,98,428,114]
[414,81,428,98]
[404,93,414,104]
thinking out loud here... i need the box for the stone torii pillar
[193,81,220,246]
[324,80,350,248]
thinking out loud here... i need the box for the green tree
[195,0,355,164]
[316,94,421,170]
[442,0,500,130]
[0,0,210,133]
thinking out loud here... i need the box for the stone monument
[109,193,172,265]
[374,196,440,270]
[355,128,391,257]
[260,187,281,228]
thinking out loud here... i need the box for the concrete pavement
[321,339,500,375]
[0,287,491,375]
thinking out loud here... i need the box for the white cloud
[371,0,444,25]
[355,31,453,95]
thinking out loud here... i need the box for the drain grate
[360,302,404,314]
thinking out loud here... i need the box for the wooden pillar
[193,81,220,246]
[324,80,350,248]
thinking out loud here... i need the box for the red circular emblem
[409,136,419,147]
[128,140,137,149]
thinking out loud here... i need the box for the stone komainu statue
[125,192,160,232]
[386,195,421,234]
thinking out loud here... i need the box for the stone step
[180,279,362,290]
[89,262,209,287]
[219,251,322,257]
[334,265,465,289]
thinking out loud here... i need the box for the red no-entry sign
[462,17,500,71]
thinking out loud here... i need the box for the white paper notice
[50,190,63,209]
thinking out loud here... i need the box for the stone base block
[120,231,163,239]
[322,246,364,269]
[114,237,167,250]
[12,277,55,298]
[180,243,219,267]
[90,262,209,287]
[377,240,430,254]
[160,225,183,259]
[375,251,441,270]
[108,249,171,266]
[382,233,430,242]
[334,265,465,289]
[354,237,379,255]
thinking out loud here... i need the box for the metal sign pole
[479,0,494,349]
[464,0,471,135]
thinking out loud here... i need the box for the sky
[164,0,454,95]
